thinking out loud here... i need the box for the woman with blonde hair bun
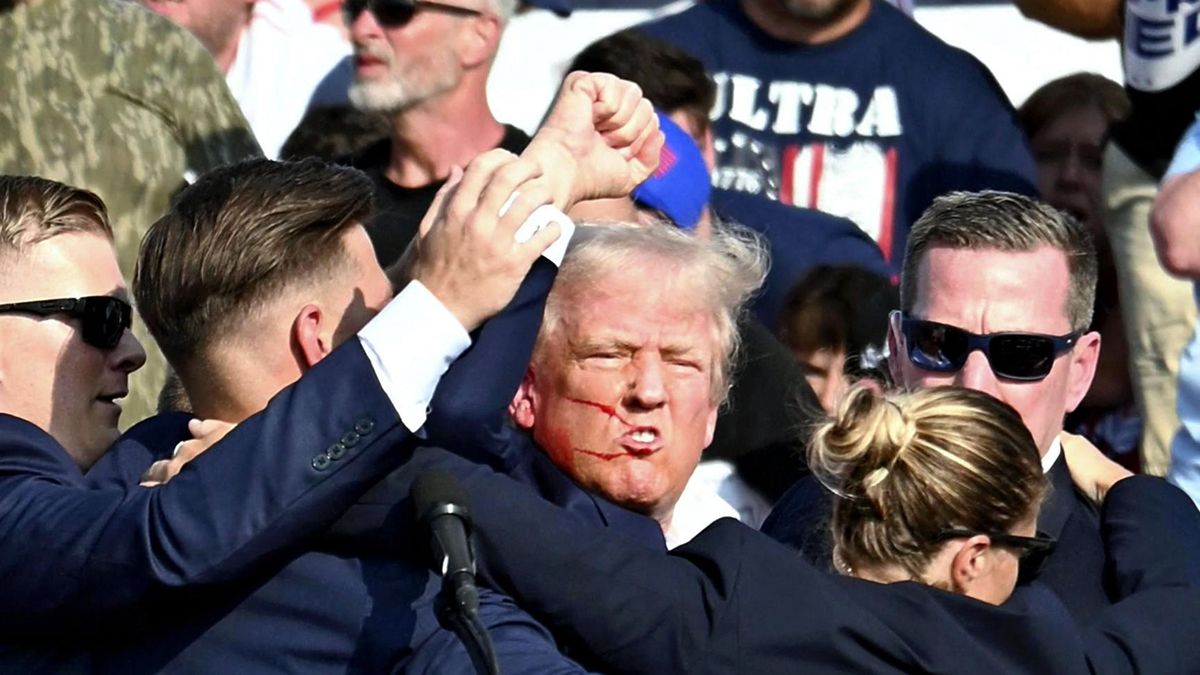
[809,385,1054,604]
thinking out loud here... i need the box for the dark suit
[61,260,640,673]
[397,449,1200,674]
[761,450,1112,620]
[0,342,410,640]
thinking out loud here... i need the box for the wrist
[526,130,582,207]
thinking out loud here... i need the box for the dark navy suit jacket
[19,259,654,673]
[395,450,1200,674]
[0,341,411,640]
[761,450,1111,621]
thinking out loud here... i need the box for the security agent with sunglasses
[765,190,1116,620]
[5,74,661,673]
[341,0,569,269]
[0,161,570,668]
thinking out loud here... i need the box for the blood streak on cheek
[540,422,621,463]
[566,397,633,427]
[575,449,624,461]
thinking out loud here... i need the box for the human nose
[626,355,667,410]
[349,4,382,38]
[954,350,1000,398]
[1056,152,1084,188]
[110,328,147,374]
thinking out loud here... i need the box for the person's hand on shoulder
[140,419,237,487]
[1061,431,1134,504]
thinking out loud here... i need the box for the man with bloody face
[509,223,765,544]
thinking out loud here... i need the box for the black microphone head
[413,469,471,526]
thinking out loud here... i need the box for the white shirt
[664,475,740,550]
[226,0,352,158]
[1043,436,1062,475]
[358,208,575,432]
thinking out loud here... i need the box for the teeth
[632,430,655,443]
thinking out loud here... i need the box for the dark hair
[901,191,1098,332]
[280,106,391,162]
[0,175,112,255]
[810,386,1046,582]
[777,265,897,376]
[135,158,374,369]
[1017,72,1128,140]
[568,29,715,139]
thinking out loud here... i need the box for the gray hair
[537,221,768,404]
[900,191,1097,332]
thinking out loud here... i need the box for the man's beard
[348,49,460,114]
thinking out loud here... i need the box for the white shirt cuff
[357,280,471,433]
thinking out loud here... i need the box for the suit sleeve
[423,257,557,463]
[1080,476,1200,674]
[0,342,412,635]
[426,449,1200,674]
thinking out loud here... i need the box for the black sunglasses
[934,528,1057,584]
[0,296,133,350]
[343,0,481,27]
[900,315,1080,382]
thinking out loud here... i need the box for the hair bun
[809,386,917,506]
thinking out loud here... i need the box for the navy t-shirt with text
[639,0,1038,269]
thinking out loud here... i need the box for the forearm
[1012,0,1123,40]
[1151,170,1200,277]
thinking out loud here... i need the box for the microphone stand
[439,596,500,675]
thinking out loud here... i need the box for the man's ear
[459,13,501,69]
[949,535,992,596]
[1064,331,1101,414]
[291,303,335,371]
[701,126,716,172]
[509,368,538,429]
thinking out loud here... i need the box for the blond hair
[0,176,112,258]
[808,386,1046,582]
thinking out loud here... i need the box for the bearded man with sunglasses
[342,0,569,269]
[764,190,1119,621]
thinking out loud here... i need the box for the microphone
[412,470,499,675]
[413,469,479,615]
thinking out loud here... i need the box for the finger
[476,160,547,238]
[518,219,561,259]
[604,99,658,155]
[174,440,206,462]
[618,111,662,164]
[498,183,557,241]
[597,81,644,133]
[581,73,623,127]
[628,129,667,184]
[417,165,464,239]
[140,460,173,485]
[449,150,519,231]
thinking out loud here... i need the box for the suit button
[339,432,360,448]
[354,417,375,435]
[311,454,332,471]
[327,442,347,460]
